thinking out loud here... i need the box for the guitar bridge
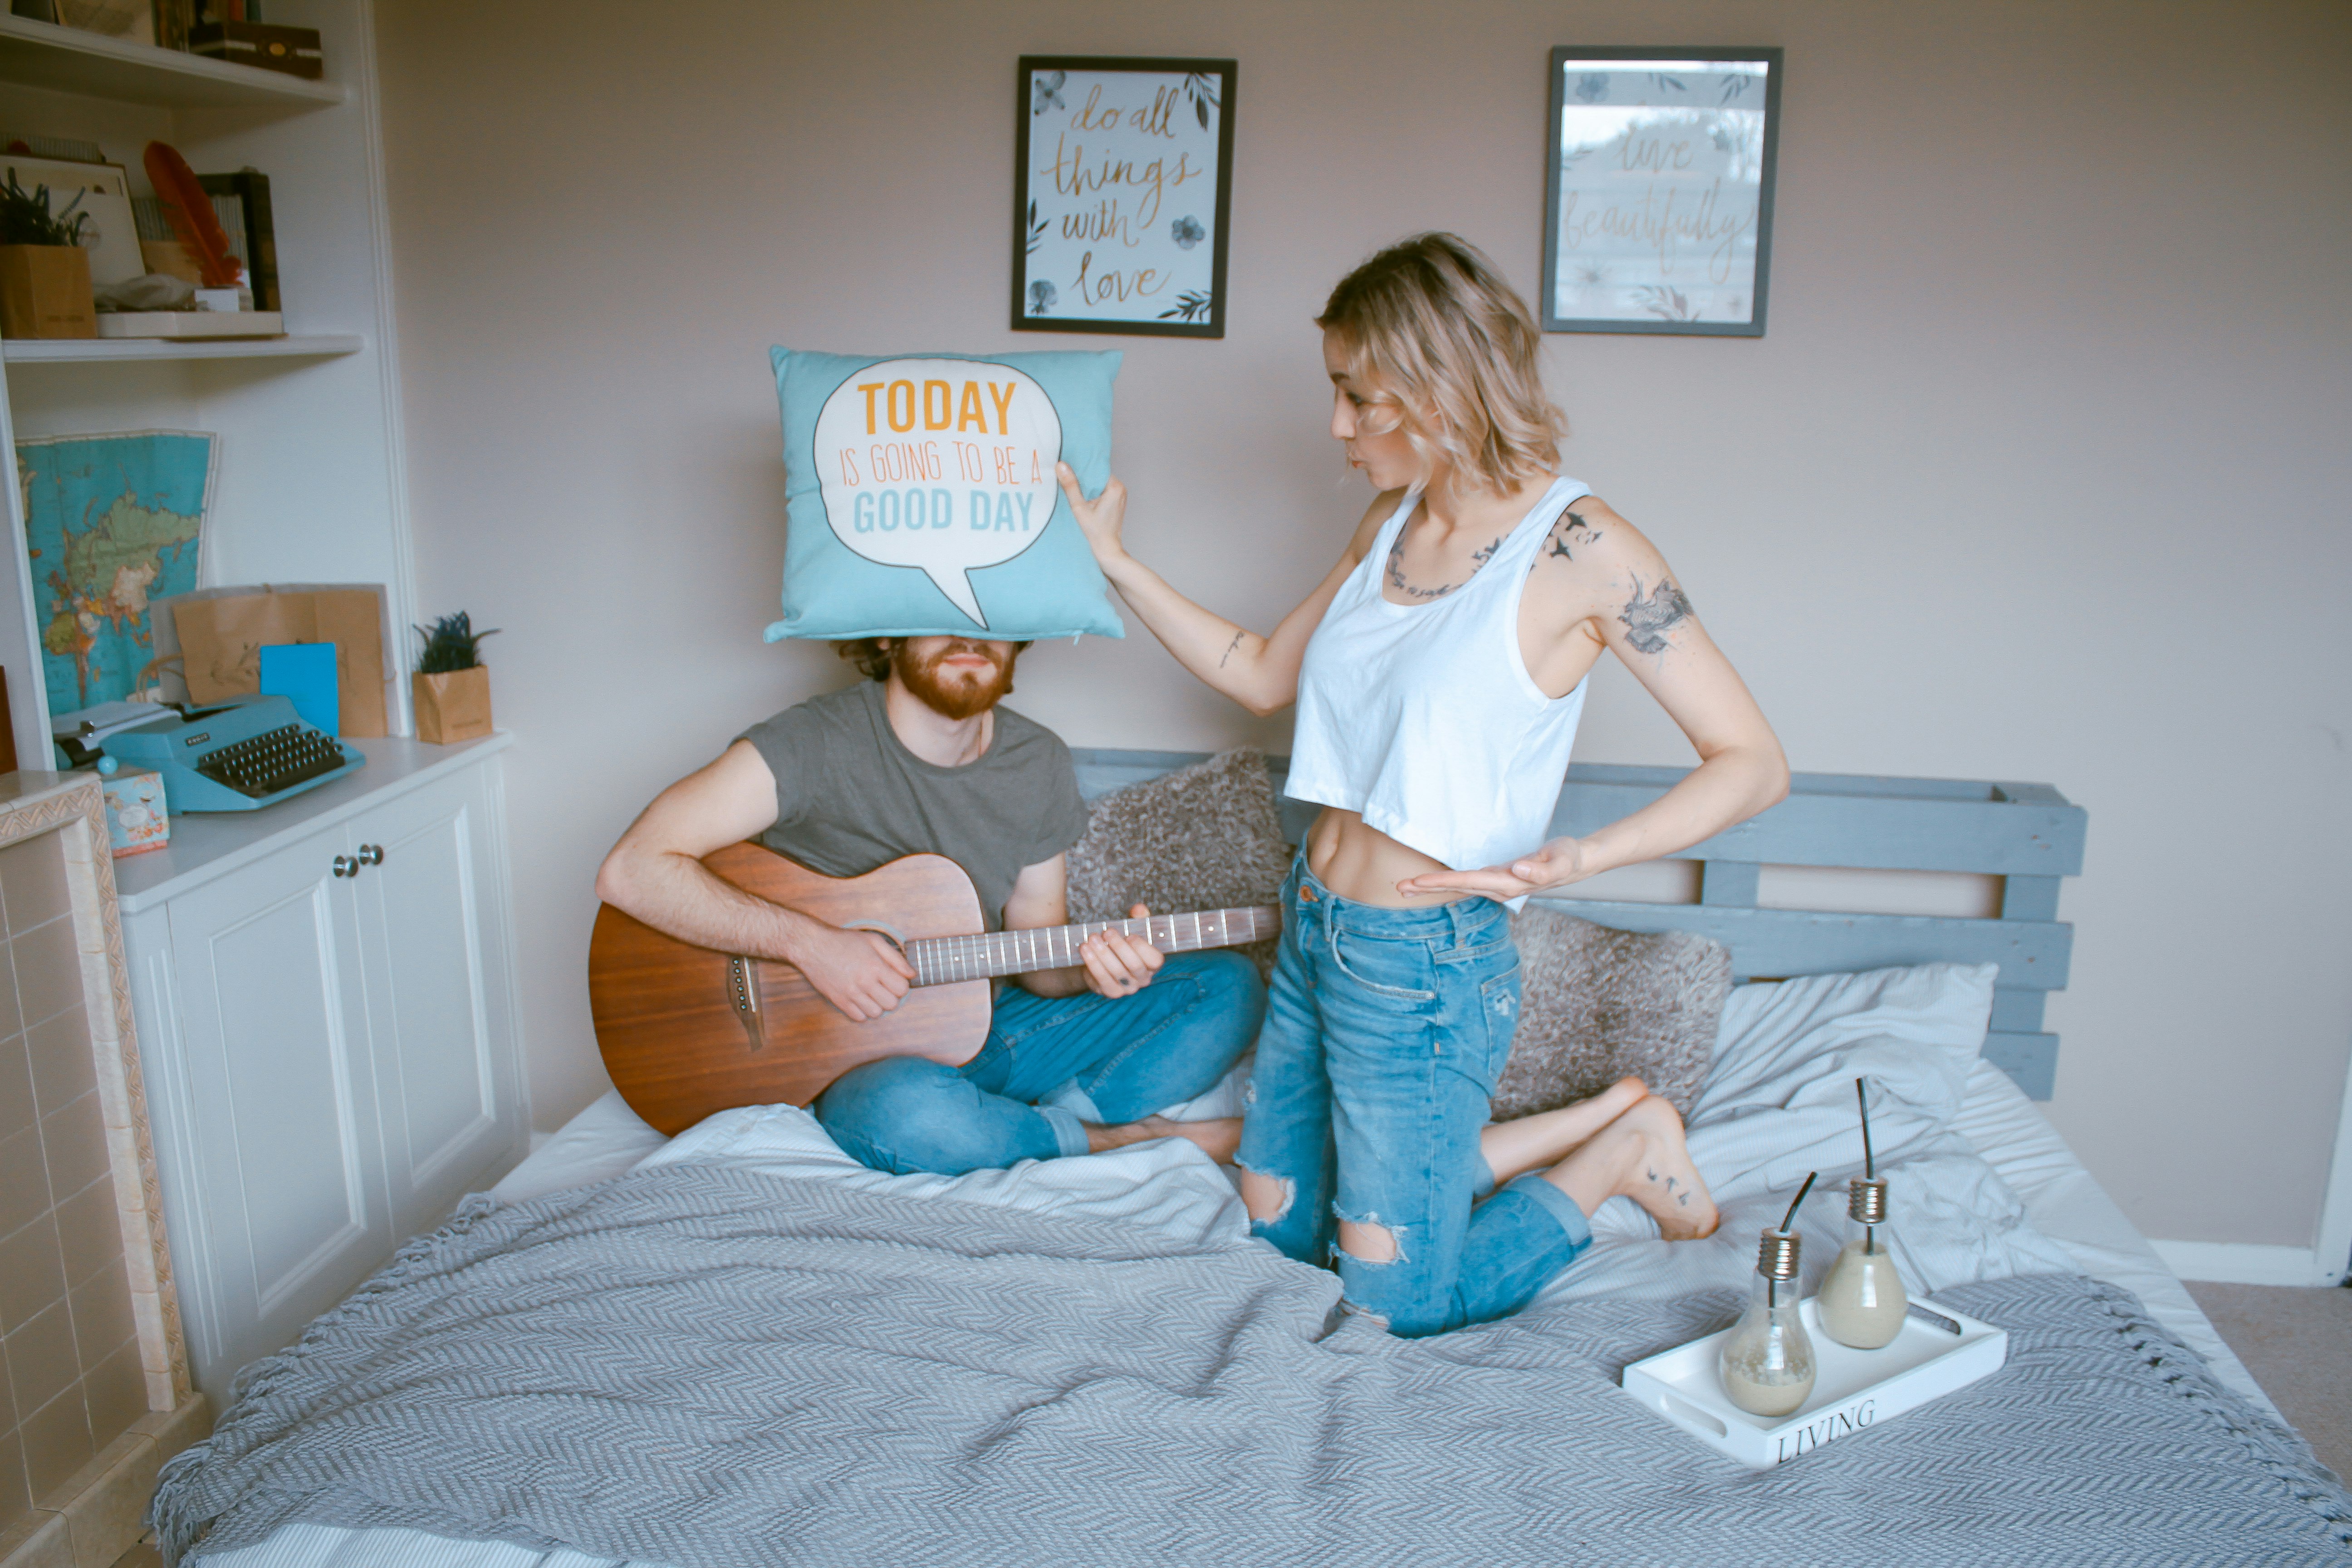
[727,955,765,1051]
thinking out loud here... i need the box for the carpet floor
[2188,1280,2352,1484]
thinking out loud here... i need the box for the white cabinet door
[350,765,523,1239]
[165,817,391,1382]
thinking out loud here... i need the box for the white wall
[375,0,2352,1251]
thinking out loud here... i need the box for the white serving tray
[1622,1297,2007,1468]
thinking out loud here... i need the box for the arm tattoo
[1217,629,1245,668]
[1387,529,1505,600]
[1618,574,1693,654]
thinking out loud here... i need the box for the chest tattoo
[1619,574,1694,654]
[1387,528,1503,601]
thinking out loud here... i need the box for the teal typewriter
[102,694,365,813]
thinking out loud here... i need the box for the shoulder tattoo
[1619,574,1693,654]
[1533,504,1604,570]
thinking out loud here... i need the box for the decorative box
[188,21,324,79]
[1620,1296,2008,1468]
[96,310,284,339]
[99,766,171,857]
[0,245,97,339]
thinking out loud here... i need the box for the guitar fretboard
[905,906,1279,988]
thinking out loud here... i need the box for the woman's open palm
[1396,838,1590,902]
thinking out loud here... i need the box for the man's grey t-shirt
[739,681,1087,931]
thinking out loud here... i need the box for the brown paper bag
[412,668,492,744]
[171,588,390,737]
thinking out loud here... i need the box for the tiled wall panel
[0,829,143,1533]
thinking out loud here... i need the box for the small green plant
[414,611,499,673]
[0,173,89,247]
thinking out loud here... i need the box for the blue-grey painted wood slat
[1542,770,2086,877]
[2000,875,2062,922]
[1988,988,2048,1032]
[1700,862,1760,907]
[1981,1032,2058,1101]
[1528,897,2073,991]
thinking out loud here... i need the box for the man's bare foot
[1479,1076,1649,1187]
[1084,1115,1243,1162]
[1542,1095,1719,1240]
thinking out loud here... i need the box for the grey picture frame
[1540,46,1784,337]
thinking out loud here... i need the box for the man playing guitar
[595,635,1264,1173]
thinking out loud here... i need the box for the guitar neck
[904,906,1278,988]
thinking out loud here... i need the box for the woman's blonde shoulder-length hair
[1316,232,1566,497]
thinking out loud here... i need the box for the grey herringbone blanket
[156,1164,2352,1568]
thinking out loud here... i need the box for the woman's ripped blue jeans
[814,950,1263,1176]
[1235,856,1591,1337]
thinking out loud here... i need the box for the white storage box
[97,311,284,339]
[1622,1297,2007,1468]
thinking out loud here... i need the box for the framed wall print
[1541,47,1783,336]
[1013,56,1236,338]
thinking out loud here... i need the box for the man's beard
[893,640,1016,720]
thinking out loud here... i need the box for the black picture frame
[1540,46,1783,337]
[1012,55,1236,338]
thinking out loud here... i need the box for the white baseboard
[2151,1239,2345,1287]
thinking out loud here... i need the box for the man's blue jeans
[1236,855,1591,1338]
[814,951,1264,1176]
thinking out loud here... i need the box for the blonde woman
[1057,233,1789,1336]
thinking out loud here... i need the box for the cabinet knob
[358,843,385,866]
[332,855,360,879]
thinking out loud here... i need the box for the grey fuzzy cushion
[1490,906,1730,1119]
[1064,748,1291,978]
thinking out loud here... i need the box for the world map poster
[18,430,214,719]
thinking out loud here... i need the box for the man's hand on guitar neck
[781,921,916,1022]
[1076,904,1163,1000]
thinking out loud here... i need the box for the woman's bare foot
[1479,1076,1649,1187]
[1542,1095,1719,1240]
[1085,1115,1244,1162]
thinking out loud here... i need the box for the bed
[154,754,2352,1567]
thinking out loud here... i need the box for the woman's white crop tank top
[1287,476,1592,895]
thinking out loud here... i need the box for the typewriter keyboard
[194,724,348,799]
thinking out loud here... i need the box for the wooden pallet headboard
[1068,750,2087,1101]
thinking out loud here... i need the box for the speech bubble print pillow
[765,347,1127,642]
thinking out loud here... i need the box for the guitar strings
[902,907,1271,985]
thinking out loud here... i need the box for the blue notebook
[258,642,339,736]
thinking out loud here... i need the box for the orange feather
[142,141,244,291]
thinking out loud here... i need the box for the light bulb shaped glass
[1720,1230,1815,1417]
[1816,1177,1907,1350]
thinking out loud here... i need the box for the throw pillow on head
[1064,748,1291,980]
[1490,907,1730,1120]
[765,347,1127,643]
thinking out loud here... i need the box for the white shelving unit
[0,0,413,760]
[0,11,533,1414]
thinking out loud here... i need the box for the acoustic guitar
[588,843,1280,1134]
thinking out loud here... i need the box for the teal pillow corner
[764,346,1127,644]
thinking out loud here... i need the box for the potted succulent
[412,611,499,744]
[0,173,96,339]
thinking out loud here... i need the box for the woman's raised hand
[1395,837,1591,902]
[1056,461,1130,568]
